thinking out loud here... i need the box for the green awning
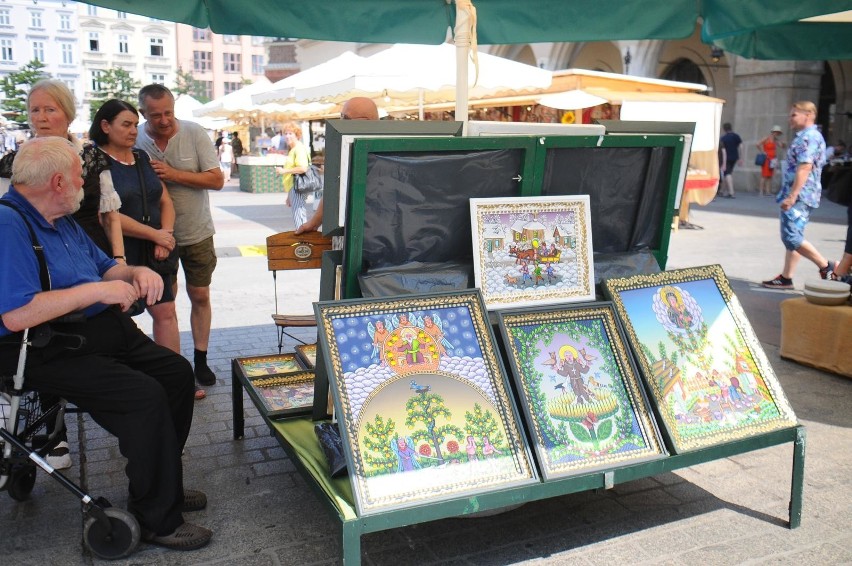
[82,0,852,59]
[708,22,852,60]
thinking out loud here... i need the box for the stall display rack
[232,366,804,565]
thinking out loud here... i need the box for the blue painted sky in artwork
[330,306,481,374]
[617,278,735,348]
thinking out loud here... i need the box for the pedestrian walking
[719,122,743,198]
[762,101,835,289]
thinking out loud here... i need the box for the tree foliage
[464,403,504,452]
[89,68,141,120]
[363,415,397,475]
[405,392,463,465]
[173,66,210,103]
[1,60,50,123]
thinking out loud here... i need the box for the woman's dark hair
[88,99,139,146]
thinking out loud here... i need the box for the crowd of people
[0,85,381,556]
[0,80,222,551]
[716,104,850,287]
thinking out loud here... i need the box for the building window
[116,11,127,19]
[149,38,164,57]
[252,54,264,75]
[151,73,166,84]
[61,43,74,65]
[117,34,129,54]
[223,53,241,73]
[223,81,242,95]
[193,51,211,72]
[192,27,209,41]
[223,35,239,44]
[89,32,100,52]
[87,6,98,16]
[32,41,45,63]
[0,39,13,62]
[59,13,71,30]
[91,70,104,92]
[30,11,42,29]
[199,80,213,100]
[0,9,12,26]
[62,80,75,98]
[251,36,267,46]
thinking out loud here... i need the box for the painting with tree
[498,303,666,480]
[470,196,594,310]
[603,265,798,453]
[315,290,537,516]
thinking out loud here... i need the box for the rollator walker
[0,321,141,559]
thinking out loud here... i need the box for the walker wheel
[83,507,141,560]
[8,463,36,501]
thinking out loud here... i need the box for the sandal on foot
[144,522,212,551]
[183,489,207,512]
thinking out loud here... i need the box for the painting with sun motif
[315,290,537,516]
[498,303,666,479]
[604,265,798,453]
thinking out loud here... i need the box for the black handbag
[134,158,179,276]
[314,422,347,478]
[293,164,323,195]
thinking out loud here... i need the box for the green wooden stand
[233,367,805,565]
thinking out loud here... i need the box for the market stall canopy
[193,77,327,119]
[252,52,368,106]
[269,43,551,112]
[82,1,852,59]
[173,94,232,130]
[537,90,609,111]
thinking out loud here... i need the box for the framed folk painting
[232,354,315,419]
[315,290,537,516]
[235,354,302,378]
[469,196,594,310]
[244,372,315,419]
[603,265,798,453]
[295,343,318,370]
[498,303,666,480]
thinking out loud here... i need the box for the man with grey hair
[0,137,212,551]
[136,84,224,391]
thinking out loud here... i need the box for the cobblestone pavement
[2,181,850,565]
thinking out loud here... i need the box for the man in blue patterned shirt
[762,101,835,289]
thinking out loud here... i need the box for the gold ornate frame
[315,290,537,516]
[469,196,595,310]
[603,265,797,452]
[498,303,667,479]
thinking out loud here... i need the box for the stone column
[732,59,824,193]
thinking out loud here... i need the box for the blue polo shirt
[0,187,116,336]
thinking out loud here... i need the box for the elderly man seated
[0,138,211,551]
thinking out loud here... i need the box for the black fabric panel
[361,149,522,269]
[541,147,674,253]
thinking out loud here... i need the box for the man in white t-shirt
[136,84,225,392]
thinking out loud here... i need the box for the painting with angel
[470,196,594,310]
[604,265,798,453]
[315,290,536,516]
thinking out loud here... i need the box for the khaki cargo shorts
[178,237,217,287]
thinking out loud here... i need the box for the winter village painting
[604,265,798,453]
[315,291,537,515]
[499,304,666,479]
[470,196,594,310]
